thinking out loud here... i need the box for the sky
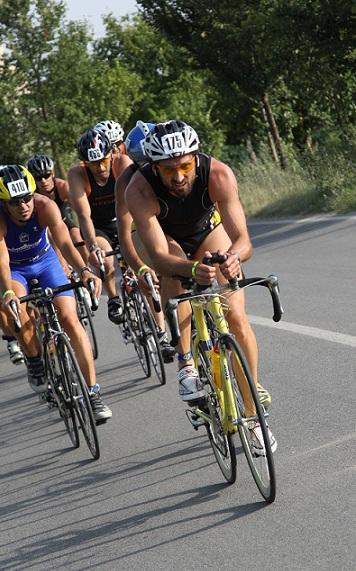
[65,0,138,37]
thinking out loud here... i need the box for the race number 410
[8,179,28,197]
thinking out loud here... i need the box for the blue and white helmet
[144,120,199,162]
[94,119,124,145]
[77,128,111,162]
[125,121,156,164]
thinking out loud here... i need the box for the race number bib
[161,132,185,154]
[8,179,28,197]
[88,147,104,161]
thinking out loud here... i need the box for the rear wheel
[196,344,236,484]
[56,335,100,460]
[222,335,276,503]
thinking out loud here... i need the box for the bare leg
[1,281,42,357]
[96,235,118,298]
[54,295,96,388]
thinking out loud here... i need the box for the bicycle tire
[196,344,236,484]
[76,288,99,360]
[44,342,79,449]
[120,284,151,378]
[140,294,166,385]
[56,335,100,460]
[222,335,276,503]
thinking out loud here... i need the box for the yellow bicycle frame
[192,295,238,434]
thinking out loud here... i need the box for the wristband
[2,289,15,299]
[79,266,91,277]
[137,265,149,277]
[191,261,199,278]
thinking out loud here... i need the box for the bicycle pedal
[185,409,205,430]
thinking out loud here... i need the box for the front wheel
[45,342,79,449]
[56,335,100,460]
[196,344,236,484]
[76,287,98,360]
[140,295,166,385]
[222,335,276,503]
[124,290,151,378]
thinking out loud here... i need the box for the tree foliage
[137,0,355,150]
[0,0,354,179]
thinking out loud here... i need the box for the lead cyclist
[125,120,276,453]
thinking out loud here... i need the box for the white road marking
[249,315,356,348]
[248,214,356,225]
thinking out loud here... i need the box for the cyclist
[68,128,132,324]
[26,154,86,261]
[0,164,112,423]
[116,120,176,362]
[125,120,276,451]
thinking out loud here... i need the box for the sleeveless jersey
[84,166,116,228]
[140,153,219,246]
[53,178,66,210]
[2,208,51,265]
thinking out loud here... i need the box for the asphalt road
[1,215,355,570]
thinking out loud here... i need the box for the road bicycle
[12,279,101,460]
[72,271,99,360]
[104,246,166,385]
[165,253,283,503]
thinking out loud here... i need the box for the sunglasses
[8,194,33,207]
[34,173,52,181]
[157,157,196,176]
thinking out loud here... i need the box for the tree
[0,0,140,171]
[95,14,225,154]
[137,0,355,163]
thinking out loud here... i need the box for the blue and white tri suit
[2,207,73,297]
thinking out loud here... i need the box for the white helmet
[144,120,200,162]
[94,119,124,144]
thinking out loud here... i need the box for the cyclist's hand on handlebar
[2,291,21,320]
[82,270,102,299]
[194,251,217,285]
[219,249,241,280]
[137,267,159,296]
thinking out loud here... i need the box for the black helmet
[77,128,111,162]
[27,154,54,178]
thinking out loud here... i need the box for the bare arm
[0,215,13,294]
[0,214,21,318]
[37,199,101,297]
[68,166,97,249]
[115,168,143,272]
[209,158,252,262]
[125,173,197,278]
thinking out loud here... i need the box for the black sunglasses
[34,173,52,181]
[8,194,33,207]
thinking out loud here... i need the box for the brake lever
[86,278,99,311]
[9,300,21,332]
[144,272,161,313]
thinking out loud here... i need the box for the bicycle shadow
[0,478,265,571]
